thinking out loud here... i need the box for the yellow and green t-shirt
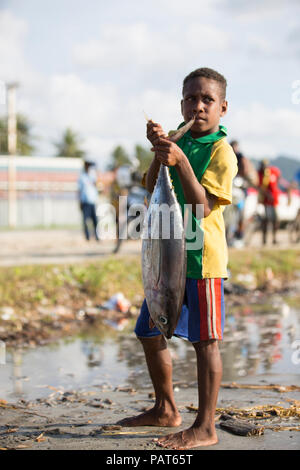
[169,124,238,279]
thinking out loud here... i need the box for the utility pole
[7,82,18,228]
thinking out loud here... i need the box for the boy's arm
[145,120,168,193]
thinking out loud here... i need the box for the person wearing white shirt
[78,161,99,241]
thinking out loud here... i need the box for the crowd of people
[229,140,299,246]
[77,143,299,248]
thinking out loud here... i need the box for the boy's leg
[117,335,181,427]
[157,278,224,449]
[156,339,221,449]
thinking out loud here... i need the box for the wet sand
[0,376,299,450]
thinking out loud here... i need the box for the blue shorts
[135,278,225,342]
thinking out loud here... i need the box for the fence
[0,156,114,228]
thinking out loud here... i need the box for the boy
[117,68,237,450]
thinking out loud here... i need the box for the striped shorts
[135,278,225,342]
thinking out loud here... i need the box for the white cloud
[227,102,300,158]
[72,22,231,70]
[138,89,181,129]
[0,8,44,122]
[0,9,28,81]
[219,0,299,21]
[47,74,118,134]
[0,9,39,88]
[1,4,300,171]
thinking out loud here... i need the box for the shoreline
[1,282,299,350]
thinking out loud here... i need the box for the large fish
[141,117,195,339]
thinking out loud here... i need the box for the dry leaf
[35,432,46,442]
[5,428,18,434]
[101,425,122,431]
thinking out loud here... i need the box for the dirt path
[0,228,296,267]
[0,229,142,266]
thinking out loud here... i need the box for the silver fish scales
[141,117,195,339]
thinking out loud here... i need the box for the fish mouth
[164,331,173,340]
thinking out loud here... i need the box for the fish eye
[159,316,168,325]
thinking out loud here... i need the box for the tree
[134,144,153,173]
[55,128,86,158]
[108,145,131,170]
[0,114,35,155]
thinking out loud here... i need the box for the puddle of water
[0,299,299,402]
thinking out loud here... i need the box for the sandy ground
[0,228,296,267]
[0,376,299,451]
[0,229,141,267]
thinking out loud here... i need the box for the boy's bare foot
[155,424,218,450]
[116,407,182,427]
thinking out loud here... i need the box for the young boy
[117,67,237,450]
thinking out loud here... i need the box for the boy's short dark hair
[182,67,227,101]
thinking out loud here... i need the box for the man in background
[230,140,257,241]
[258,159,281,245]
[78,160,99,241]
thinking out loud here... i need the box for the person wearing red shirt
[258,160,281,245]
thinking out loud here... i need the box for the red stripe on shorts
[197,278,222,341]
[208,279,215,339]
[214,279,222,340]
[197,279,208,341]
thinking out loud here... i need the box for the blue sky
[0,0,300,169]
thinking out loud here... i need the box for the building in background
[0,156,114,228]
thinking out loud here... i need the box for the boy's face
[181,76,228,138]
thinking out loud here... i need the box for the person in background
[230,140,256,240]
[78,160,99,241]
[230,140,248,180]
[258,159,281,245]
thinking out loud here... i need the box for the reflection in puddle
[0,300,299,401]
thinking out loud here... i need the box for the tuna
[141,117,195,339]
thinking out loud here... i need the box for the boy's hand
[152,138,186,167]
[147,120,168,147]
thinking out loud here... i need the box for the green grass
[0,249,299,315]
[228,248,300,287]
[0,256,143,312]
